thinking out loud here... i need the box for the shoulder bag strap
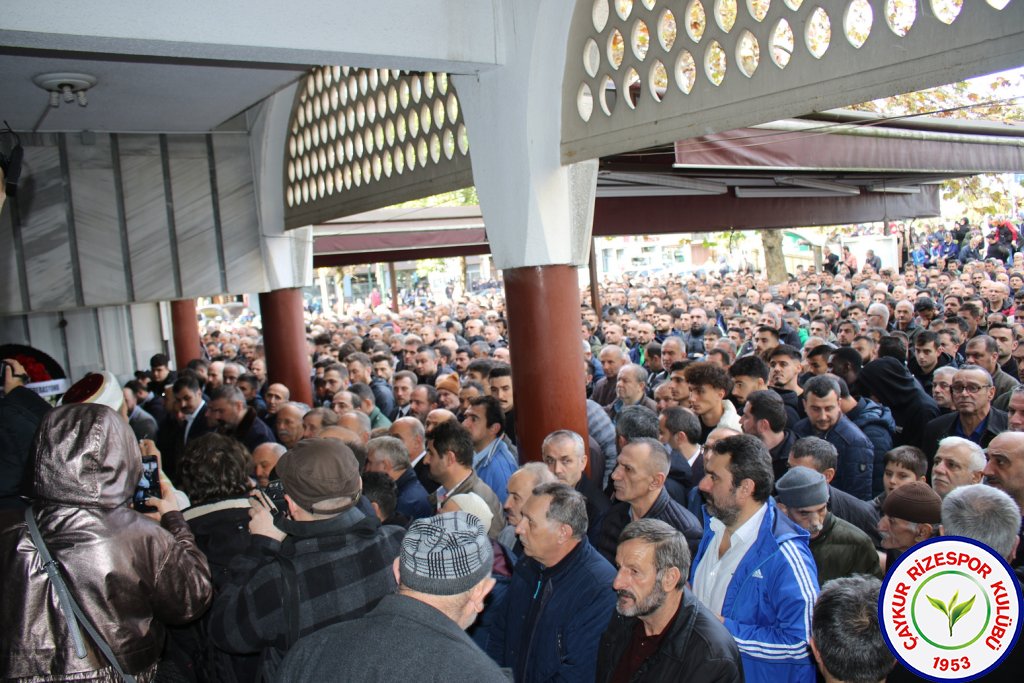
[23,506,137,683]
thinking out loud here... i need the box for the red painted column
[170,299,201,370]
[503,265,589,463]
[259,287,312,406]
[388,261,399,313]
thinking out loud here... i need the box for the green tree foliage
[392,187,479,209]
[848,69,1024,219]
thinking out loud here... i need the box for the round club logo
[879,536,1022,681]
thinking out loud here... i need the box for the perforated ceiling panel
[563,0,1024,161]
[283,66,473,229]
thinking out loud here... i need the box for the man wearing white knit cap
[278,512,508,681]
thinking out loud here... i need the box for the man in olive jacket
[597,519,742,682]
[775,467,882,586]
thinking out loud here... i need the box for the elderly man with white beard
[930,436,985,499]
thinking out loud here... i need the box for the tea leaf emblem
[927,590,976,637]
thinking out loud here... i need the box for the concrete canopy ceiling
[0,49,307,133]
[0,0,501,135]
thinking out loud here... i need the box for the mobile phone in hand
[133,455,161,512]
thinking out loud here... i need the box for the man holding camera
[208,438,404,680]
[1,358,51,508]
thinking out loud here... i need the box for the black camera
[261,479,288,518]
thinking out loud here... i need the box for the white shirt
[692,503,768,616]
[410,450,427,468]
[686,445,703,469]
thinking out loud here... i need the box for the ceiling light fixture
[33,73,97,108]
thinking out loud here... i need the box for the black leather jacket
[596,588,744,683]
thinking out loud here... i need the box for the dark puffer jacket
[845,397,896,498]
[0,404,214,682]
[487,539,617,683]
[856,357,941,450]
[793,414,875,501]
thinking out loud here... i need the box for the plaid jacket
[208,506,404,678]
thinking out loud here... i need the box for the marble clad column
[170,299,201,370]
[453,0,597,463]
[259,287,312,407]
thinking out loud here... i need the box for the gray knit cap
[400,511,493,596]
[775,466,829,508]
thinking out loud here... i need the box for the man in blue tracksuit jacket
[486,482,616,682]
[690,434,819,683]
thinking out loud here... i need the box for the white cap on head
[60,371,124,412]
[447,492,494,531]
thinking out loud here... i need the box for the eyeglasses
[950,383,991,395]
[933,382,952,390]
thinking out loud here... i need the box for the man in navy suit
[165,373,215,475]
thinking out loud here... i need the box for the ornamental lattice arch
[282,2,1024,229]
[562,0,1024,161]
[283,66,473,229]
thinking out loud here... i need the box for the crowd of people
[3,218,1024,682]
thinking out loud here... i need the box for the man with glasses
[964,335,1020,409]
[921,364,1009,463]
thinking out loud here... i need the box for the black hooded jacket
[855,357,941,451]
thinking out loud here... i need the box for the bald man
[252,442,286,488]
[425,408,457,436]
[983,431,1024,567]
[499,463,558,552]
[338,410,372,445]
[274,403,306,450]
[263,382,290,433]
[592,346,630,407]
[390,417,437,493]
[318,425,362,444]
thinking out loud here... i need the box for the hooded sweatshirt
[855,357,941,451]
[0,404,213,682]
